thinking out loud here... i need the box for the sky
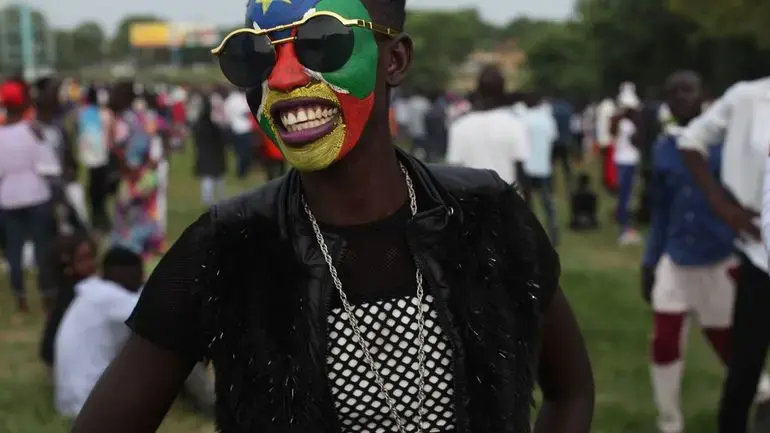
[18,0,576,34]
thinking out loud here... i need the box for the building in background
[450,39,526,94]
[130,21,220,66]
[0,4,55,79]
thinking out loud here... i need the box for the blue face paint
[246,0,322,38]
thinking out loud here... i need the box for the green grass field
[0,150,726,433]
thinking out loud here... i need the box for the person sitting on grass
[569,173,599,231]
[54,246,143,417]
[39,233,97,374]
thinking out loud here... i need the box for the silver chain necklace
[302,163,427,433]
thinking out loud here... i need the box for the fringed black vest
[196,153,555,433]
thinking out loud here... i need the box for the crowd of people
[392,64,770,433]
[0,74,291,419]
[5,0,770,432]
[393,76,598,247]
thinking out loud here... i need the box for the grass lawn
[0,150,726,433]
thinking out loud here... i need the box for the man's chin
[279,126,349,172]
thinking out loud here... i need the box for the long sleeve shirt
[677,77,770,272]
[642,132,735,268]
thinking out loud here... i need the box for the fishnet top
[321,202,456,432]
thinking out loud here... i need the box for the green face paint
[314,0,379,99]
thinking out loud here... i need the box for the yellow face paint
[263,82,346,171]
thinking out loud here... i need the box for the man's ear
[385,34,413,87]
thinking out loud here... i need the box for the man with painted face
[70,1,594,433]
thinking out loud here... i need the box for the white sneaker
[618,229,642,246]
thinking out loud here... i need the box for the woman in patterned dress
[108,81,166,260]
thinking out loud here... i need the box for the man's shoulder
[720,79,770,102]
[210,176,285,227]
[453,109,518,129]
[449,111,480,130]
[426,163,510,194]
[745,77,770,89]
[77,276,133,302]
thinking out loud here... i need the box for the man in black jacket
[69,1,594,432]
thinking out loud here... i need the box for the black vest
[199,151,552,433]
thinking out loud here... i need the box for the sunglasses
[211,11,398,89]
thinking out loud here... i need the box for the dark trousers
[552,142,573,193]
[616,164,636,233]
[719,255,770,433]
[526,176,559,246]
[3,202,55,298]
[232,132,254,179]
[635,166,653,226]
[88,165,110,231]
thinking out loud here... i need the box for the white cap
[618,81,640,109]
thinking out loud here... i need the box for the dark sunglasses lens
[218,32,275,88]
[295,15,354,73]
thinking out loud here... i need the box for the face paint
[246,0,380,172]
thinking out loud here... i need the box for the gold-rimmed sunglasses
[211,10,398,89]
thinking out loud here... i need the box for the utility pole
[0,6,7,74]
[19,2,35,79]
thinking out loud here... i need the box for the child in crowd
[642,70,770,433]
[40,233,97,372]
[570,173,599,231]
[54,246,144,417]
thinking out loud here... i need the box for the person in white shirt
[523,91,559,245]
[595,96,616,151]
[0,80,60,313]
[614,83,643,245]
[392,94,411,143]
[405,92,432,160]
[224,89,255,179]
[447,66,530,187]
[54,246,144,417]
[678,76,770,433]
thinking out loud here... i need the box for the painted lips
[271,97,341,147]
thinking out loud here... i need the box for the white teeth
[279,105,339,131]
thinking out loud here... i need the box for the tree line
[24,0,770,99]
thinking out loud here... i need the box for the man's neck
[300,139,408,227]
[678,113,700,126]
[474,97,504,112]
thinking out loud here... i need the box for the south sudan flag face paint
[246,0,379,172]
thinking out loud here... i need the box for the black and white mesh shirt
[322,200,457,433]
